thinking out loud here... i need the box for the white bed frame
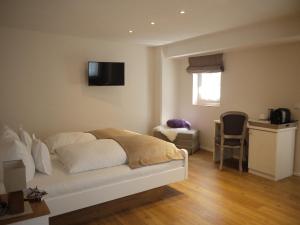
[45,149,188,217]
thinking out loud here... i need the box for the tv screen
[88,61,124,86]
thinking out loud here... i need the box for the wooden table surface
[0,197,49,225]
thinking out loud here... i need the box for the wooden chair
[217,111,248,172]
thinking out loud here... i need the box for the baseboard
[200,146,213,152]
[249,169,276,181]
[294,171,300,176]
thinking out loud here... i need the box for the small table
[0,196,50,225]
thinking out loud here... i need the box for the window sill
[193,102,220,107]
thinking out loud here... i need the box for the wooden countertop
[0,196,49,225]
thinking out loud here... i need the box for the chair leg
[219,145,224,170]
[239,144,244,173]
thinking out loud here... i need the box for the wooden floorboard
[51,151,300,225]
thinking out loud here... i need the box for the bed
[0,126,188,218]
[29,148,188,216]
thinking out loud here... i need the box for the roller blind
[186,54,224,73]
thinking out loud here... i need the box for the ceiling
[0,0,299,46]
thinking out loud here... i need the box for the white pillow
[31,137,52,175]
[45,132,96,154]
[0,139,35,182]
[18,127,32,153]
[0,126,20,143]
[56,139,127,174]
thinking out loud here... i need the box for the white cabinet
[248,126,296,181]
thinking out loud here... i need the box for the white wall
[163,14,300,58]
[161,52,179,125]
[152,48,180,126]
[174,42,300,173]
[0,28,155,138]
[152,48,163,126]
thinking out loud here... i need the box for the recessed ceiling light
[180,10,185,14]
[129,30,133,33]
[150,22,155,25]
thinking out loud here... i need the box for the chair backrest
[220,111,248,139]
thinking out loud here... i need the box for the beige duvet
[88,128,184,169]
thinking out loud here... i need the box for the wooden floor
[53,151,300,225]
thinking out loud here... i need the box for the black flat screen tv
[88,61,125,86]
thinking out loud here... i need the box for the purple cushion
[167,119,191,130]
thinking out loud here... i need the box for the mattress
[28,155,184,198]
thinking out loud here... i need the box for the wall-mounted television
[88,61,125,86]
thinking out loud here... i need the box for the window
[192,72,221,106]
